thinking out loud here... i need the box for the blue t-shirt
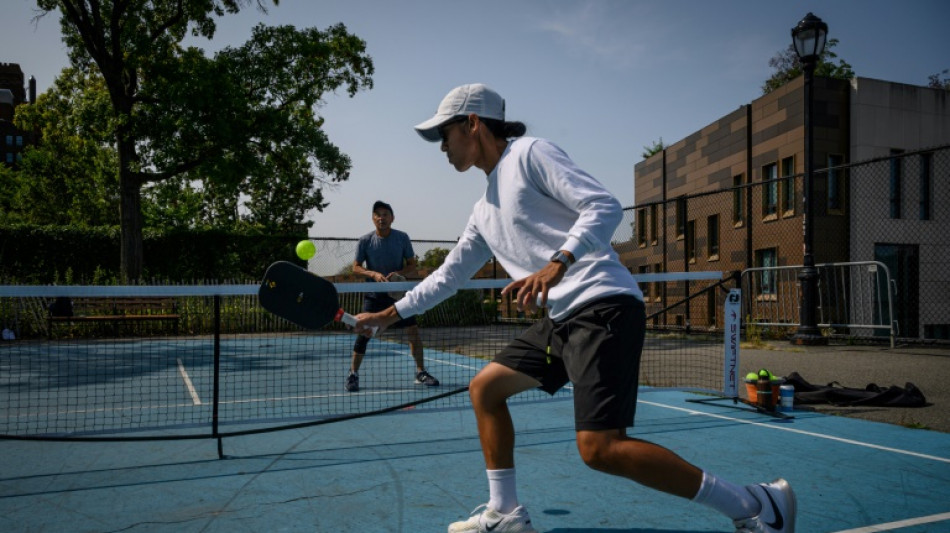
[355,229,414,298]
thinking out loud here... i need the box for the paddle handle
[335,309,377,336]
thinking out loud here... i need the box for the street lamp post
[791,12,828,345]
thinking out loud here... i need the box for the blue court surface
[2,387,949,532]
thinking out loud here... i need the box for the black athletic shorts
[352,295,417,354]
[493,295,646,431]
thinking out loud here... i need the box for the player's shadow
[544,510,714,532]
[545,527,709,533]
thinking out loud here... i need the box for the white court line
[176,358,203,406]
[830,511,950,533]
[638,399,950,464]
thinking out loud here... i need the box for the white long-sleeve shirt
[396,137,642,321]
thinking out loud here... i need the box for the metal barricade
[741,261,896,347]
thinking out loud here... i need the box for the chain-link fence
[620,144,950,343]
[303,238,461,278]
[304,146,947,343]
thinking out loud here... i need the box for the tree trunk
[118,147,143,282]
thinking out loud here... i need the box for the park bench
[48,296,180,337]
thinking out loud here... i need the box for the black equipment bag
[785,371,927,407]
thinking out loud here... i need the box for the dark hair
[372,200,393,215]
[480,117,527,139]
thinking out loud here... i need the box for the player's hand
[353,313,384,337]
[501,261,566,313]
[354,306,400,337]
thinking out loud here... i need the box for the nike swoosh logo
[763,488,784,530]
[484,519,502,532]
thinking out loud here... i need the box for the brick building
[629,76,950,339]
[0,62,36,168]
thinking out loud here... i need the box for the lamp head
[792,12,828,64]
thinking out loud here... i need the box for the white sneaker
[733,478,797,533]
[448,504,538,533]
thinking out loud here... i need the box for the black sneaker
[345,372,359,392]
[415,369,440,386]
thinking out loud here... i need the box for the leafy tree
[4,66,118,226]
[762,38,854,94]
[34,0,374,280]
[420,247,450,269]
[927,69,950,90]
[641,137,665,159]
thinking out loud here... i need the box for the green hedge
[0,224,307,283]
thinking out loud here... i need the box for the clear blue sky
[3,0,948,241]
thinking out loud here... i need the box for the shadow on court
[2,390,949,532]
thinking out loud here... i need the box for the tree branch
[149,0,186,45]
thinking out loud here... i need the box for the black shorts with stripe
[493,295,646,431]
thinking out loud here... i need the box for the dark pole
[791,12,828,345]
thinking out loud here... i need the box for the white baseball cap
[414,83,505,142]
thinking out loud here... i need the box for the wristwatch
[550,250,575,268]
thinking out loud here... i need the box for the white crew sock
[692,471,761,520]
[487,468,518,514]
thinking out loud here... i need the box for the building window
[676,198,686,238]
[15,135,23,147]
[649,204,658,245]
[920,152,932,221]
[4,135,12,146]
[889,149,903,219]
[827,154,845,211]
[780,156,795,214]
[686,220,696,263]
[732,174,745,226]
[638,264,652,300]
[755,248,777,295]
[653,263,662,302]
[707,214,719,260]
[5,153,13,163]
[637,208,647,247]
[762,163,778,217]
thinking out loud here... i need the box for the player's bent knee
[575,431,620,471]
[468,371,499,408]
[468,364,527,410]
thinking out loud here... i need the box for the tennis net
[0,272,736,443]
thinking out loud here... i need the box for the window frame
[732,174,745,227]
[780,156,796,216]
[762,162,778,220]
[686,219,696,264]
[755,247,778,299]
[827,153,846,213]
[707,214,720,261]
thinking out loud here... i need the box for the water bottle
[778,384,795,413]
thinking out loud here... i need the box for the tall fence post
[213,294,223,459]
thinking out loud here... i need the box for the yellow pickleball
[296,240,316,260]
